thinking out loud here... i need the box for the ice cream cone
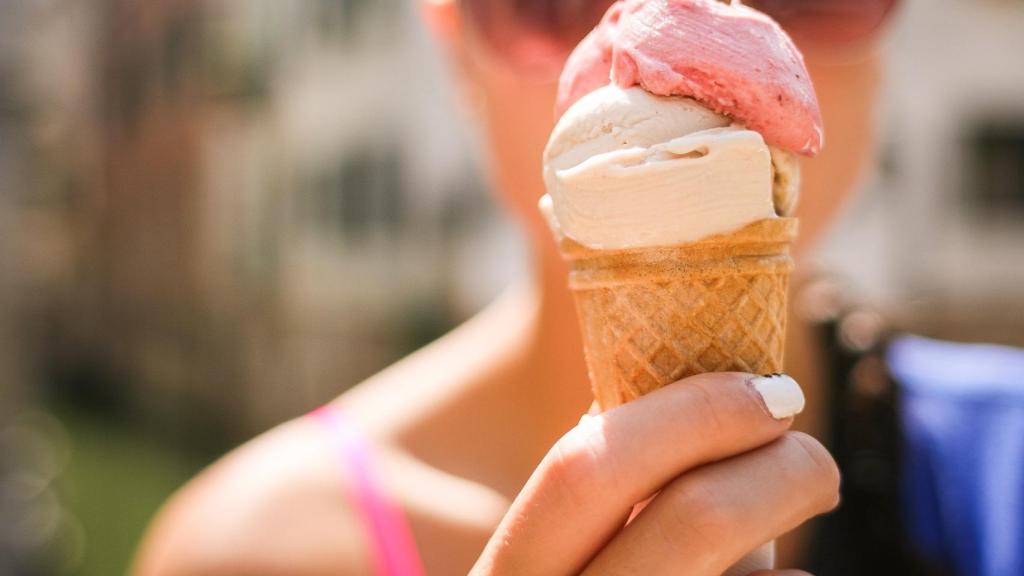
[556,218,798,410]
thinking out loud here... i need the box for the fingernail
[750,374,805,420]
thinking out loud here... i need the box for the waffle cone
[557,218,798,410]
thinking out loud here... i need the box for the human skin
[133,1,882,574]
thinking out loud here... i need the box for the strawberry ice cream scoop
[556,0,823,155]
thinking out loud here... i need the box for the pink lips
[556,0,824,156]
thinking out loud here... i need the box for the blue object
[888,335,1024,576]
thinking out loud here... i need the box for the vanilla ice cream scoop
[543,85,783,249]
[545,84,730,172]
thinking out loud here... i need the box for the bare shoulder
[133,410,511,576]
[133,289,533,575]
[133,418,374,576]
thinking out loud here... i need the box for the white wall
[815,0,1024,333]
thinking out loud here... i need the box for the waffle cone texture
[557,218,798,410]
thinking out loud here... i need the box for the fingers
[583,432,840,576]
[722,541,774,576]
[472,373,804,575]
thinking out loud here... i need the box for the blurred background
[0,0,1021,574]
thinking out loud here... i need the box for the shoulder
[132,289,534,575]
[133,410,510,576]
[132,417,374,576]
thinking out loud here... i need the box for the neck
[522,221,594,430]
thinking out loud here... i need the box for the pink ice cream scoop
[556,0,823,155]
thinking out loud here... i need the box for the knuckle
[660,477,734,547]
[672,373,763,444]
[680,379,728,440]
[784,432,841,511]
[541,420,610,505]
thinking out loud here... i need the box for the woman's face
[425,0,898,253]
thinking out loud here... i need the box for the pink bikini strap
[311,405,426,576]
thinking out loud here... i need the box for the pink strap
[311,406,426,576]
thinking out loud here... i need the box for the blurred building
[15,0,523,438]
[1,2,34,569]
[2,3,85,572]
[817,0,1024,346]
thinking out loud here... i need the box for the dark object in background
[803,280,949,576]
[965,120,1024,218]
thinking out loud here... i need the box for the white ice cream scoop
[543,85,798,249]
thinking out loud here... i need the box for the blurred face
[424,0,900,253]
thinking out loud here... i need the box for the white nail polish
[750,374,805,419]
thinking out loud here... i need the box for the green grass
[56,407,214,576]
